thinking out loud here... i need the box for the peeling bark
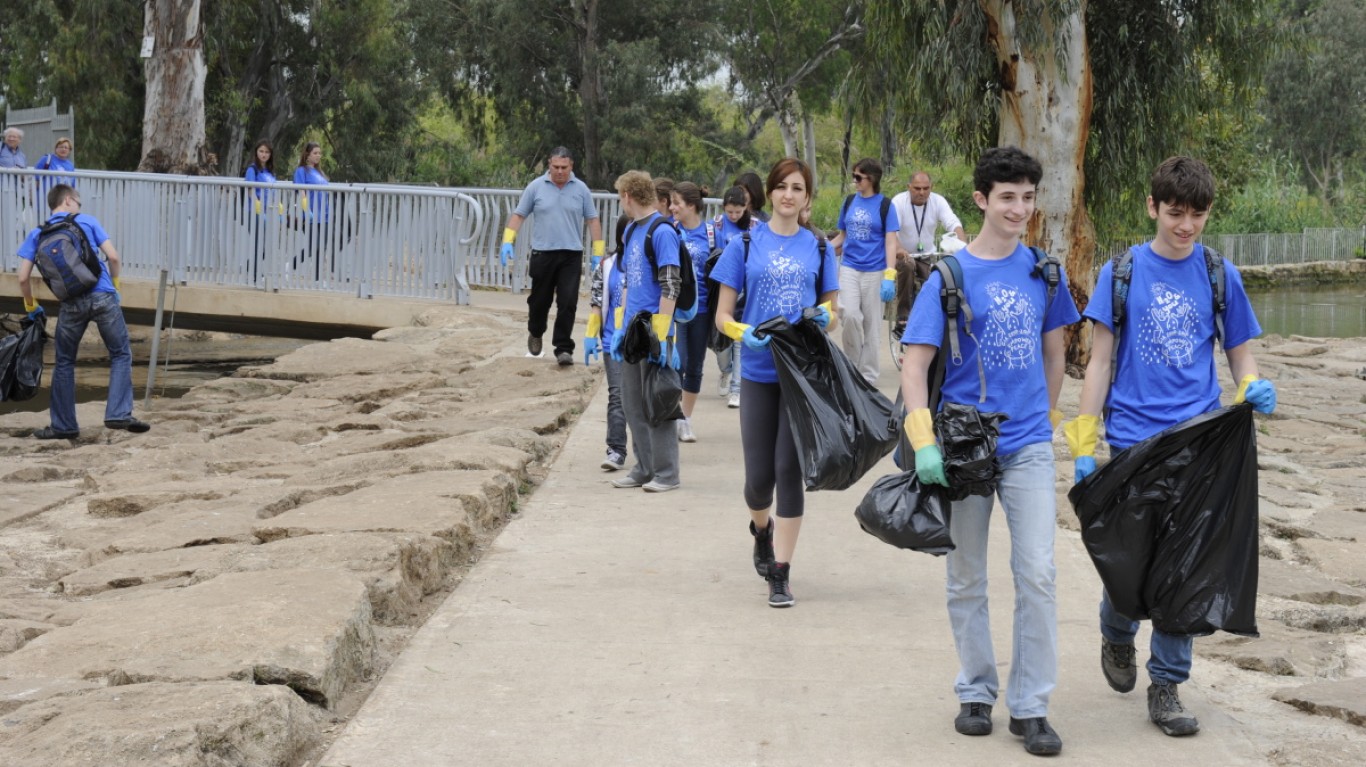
[140,0,208,175]
[981,0,1095,368]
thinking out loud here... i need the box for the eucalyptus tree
[140,0,207,174]
[866,0,1274,362]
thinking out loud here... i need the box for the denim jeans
[715,344,741,394]
[603,355,627,459]
[1100,591,1193,685]
[945,441,1058,718]
[51,290,134,432]
[838,265,884,384]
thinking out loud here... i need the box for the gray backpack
[34,214,102,300]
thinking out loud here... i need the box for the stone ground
[0,289,1363,766]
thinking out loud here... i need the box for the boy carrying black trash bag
[1065,155,1276,737]
[898,146,1079,757]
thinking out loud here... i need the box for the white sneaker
[727,392,740,409]
[718,371,731,396]
[678,418,697,443]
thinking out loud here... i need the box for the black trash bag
[0,316,47,402]
[936,402,1008,501]
[759,312,899,491]
[855,470,954,554]
[620,310,659,364]
[1068,405,1260,638]
[641,362,683,426]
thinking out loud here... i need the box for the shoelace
[1154,685,1186,714]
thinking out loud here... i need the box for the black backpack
[840,193,892,234]
[927,246,1062,412]
[34,214,102,301]
[1108,245,1227,386]
[624,216,698,321]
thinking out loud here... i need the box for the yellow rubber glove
[300,192,310,212]
[1049,409,1063,430]
[592,240,605,257]
[613,306,624,328]
[883,268,897,281]
[585,312,602,339]
[1064,415,1101,458]
[1233,374,1258,404]
[502,227,517,245]
[253,198,263,215]
[113,277,121,291]
[818,299,836,331]
[23,296,38,313]
[722,320,750,342]
[651,313,672,342]
[904,407,937,451]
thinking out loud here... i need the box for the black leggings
[740,378,804,518]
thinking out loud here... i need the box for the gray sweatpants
[839,265,884,384]
[621,360,681,486]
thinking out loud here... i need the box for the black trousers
[526,249,582,355]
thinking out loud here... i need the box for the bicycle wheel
[887,291,906,371]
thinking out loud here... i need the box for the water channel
[2,284,1362,417]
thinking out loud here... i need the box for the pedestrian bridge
[0,167,632,337]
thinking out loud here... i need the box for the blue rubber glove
[26,305,45,322]
[914,445,948,486]
[583,337,601,365]
[608,330,625,361]
[1243,379,1277,414]
[499,242,514,267]
[741,325,770,351]
[880,278,896,302]
[589,255,601,273]
[1075,456,1097,484]
[810,304,831,329]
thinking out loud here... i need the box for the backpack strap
[1204,246,1227,349]
[840,194,854,226]
[1029,246,1062,314]
[879,196,891,233]
[1108,248,1137,388]
[705,221,716,251]
[932,255,986,407]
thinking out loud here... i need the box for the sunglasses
[851,173,866,182]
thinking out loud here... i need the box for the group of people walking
[502,145,1279,758]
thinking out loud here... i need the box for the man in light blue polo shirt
[499,147,604,366]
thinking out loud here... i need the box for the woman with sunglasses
[711,158,839,608]
[831,158,900,384]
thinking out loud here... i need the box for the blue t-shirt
[245,166,277,208]
[1083,242,1262,449]
[903,244,1080,455]
[17,213,117,295]
[837,193,900,272]
[601,256,626,345]
[513,173,599,252]
[621,213,682,321]
[678,220,713,312]
[711,226,840,384]
[716,216,748,247]
[293,166,330,221]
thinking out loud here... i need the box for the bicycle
[885,251,945,371]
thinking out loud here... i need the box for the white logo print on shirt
[757,252,807,318]
[848,206,874,241]
[981,281,1038,370]
[626,240,646,290]
[1139,281,1196,368]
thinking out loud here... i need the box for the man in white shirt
[890,172,967,332]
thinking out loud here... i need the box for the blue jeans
[715,344,741,394]
[675,311,711,394]
[52,290,134,432]
[1100,591,1193,685]
[945,441,1057,718]
[603,355,627,458]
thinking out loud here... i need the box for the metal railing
[1095,227,1365,272]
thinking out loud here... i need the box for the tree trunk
[802,112,819,189]
[572,0,606,187]
[982,0,1095,370]
[778,94,799,158]
[140,0,207,175]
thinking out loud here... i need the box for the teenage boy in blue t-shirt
[832,157,899,384]
[1065,155,1276,738]
[899,146,1079,757]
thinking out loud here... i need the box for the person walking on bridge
[500,147,604,366]
[15,183,149,439]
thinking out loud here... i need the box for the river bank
[0,298,1363,764]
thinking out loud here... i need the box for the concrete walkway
[321,341,1265,766]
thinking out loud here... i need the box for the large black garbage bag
[855,470,954,554]
[759,313,898,491]
[936,402,1008,501]
[621,311,658,364]
[1068,405,1260,638]
[0,316,47,402]
[641,362,683,426]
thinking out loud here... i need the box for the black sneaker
[33,426,79,440]
[1008,717,1062,756]
[104,417,151,433]
[954,702,993,736]
[556,351,573,366]
[767,561,793,608]
[1147,682,1200,736]
[750,519,775,579]
[528,334,543,356]
[1101,637,1137,693]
